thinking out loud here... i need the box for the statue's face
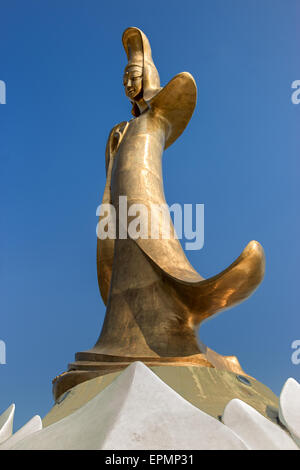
[123,65,143,100]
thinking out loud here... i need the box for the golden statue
[53,27,265,400]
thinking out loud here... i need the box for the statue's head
[122,27,161,117]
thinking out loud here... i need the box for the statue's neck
[136,98,148,115]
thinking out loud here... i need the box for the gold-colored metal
[52,27,265,401]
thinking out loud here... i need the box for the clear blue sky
[1,0,299,431]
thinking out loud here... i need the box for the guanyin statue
[53,27,265,400]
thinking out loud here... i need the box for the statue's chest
[110,114,165,201]
[113,114,164,172]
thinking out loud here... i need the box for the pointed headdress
[122,27,161,116]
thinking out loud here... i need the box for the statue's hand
[105,121,129,174]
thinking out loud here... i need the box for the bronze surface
[53,27,265,400]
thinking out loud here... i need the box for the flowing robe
[93,73,265,361]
